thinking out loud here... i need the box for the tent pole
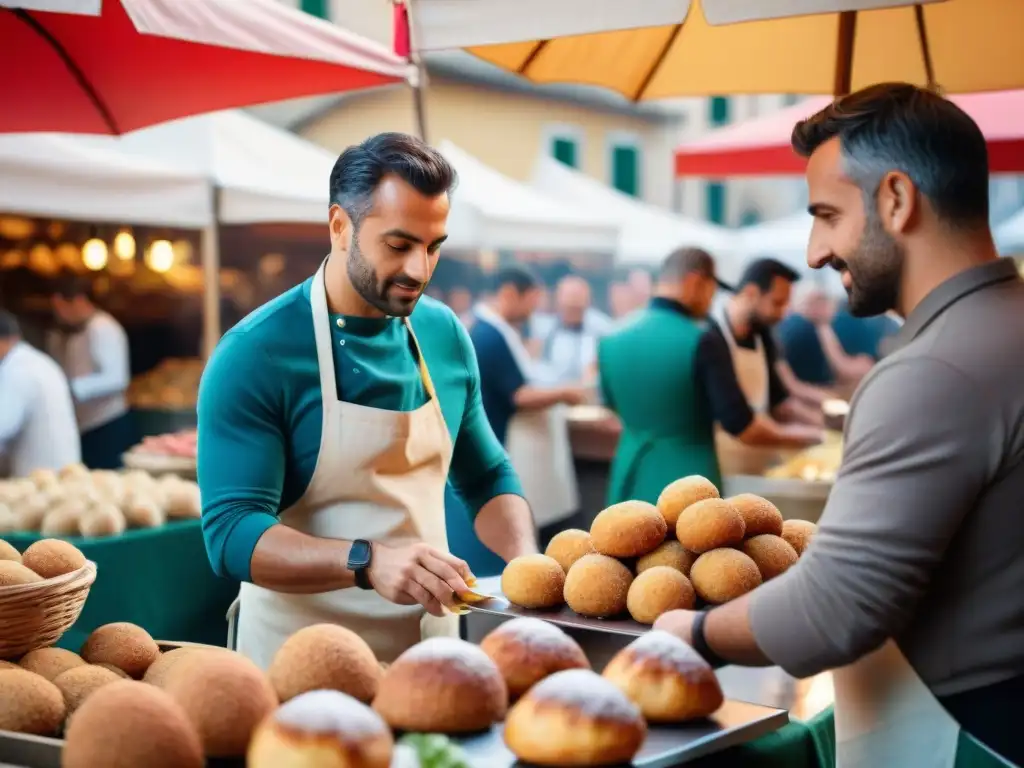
[405,0,430,142]
[201,186,222,360]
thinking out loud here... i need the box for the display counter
[4,521,236,651]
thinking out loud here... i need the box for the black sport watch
[348,539,373,590]
[691,610,728,669]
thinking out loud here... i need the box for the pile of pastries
[0,612,711,767]
[765,431,843,482]
[0,537,89,585]
[0,464,200,538]
[128,358,203,411]
[501,475,818,625]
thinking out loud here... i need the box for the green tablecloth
[5,520,237,653]
[691,708,835,768]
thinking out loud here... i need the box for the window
[709,96,730,126]
[706,183,726,224]
[552,137,578,168]
[610,142,641,198]
[300,0,329,20]
[782,94,801,107]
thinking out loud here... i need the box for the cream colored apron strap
[309,259,339,402]
[226,595,240,651]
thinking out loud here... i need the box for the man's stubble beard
[345,230,419,318]
[845,206,904,318]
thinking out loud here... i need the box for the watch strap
[348,540,374,591]
[691,610,728,669]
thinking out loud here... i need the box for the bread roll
[602,631,723,722]
[248,690,393,768]
[0,537,21,562]
[689,549,762,605]
[544,529,596,573]
[675,499,745,553]
[636,540,696,577]
[79,504,127,538]
[268,624,381,704]
[372,638,506,734]
[563,554,632,619]
[590,501,666,558]
[781,519,817,556]
[729,494,784,537]
[741,535,798,581]
[40,506,81,537]
[501,554,565,609]
[626,567,695,625]
[480,618,590,700]
[504,669,645,767]
[657,476,719,527]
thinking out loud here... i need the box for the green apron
[598,305,721,505]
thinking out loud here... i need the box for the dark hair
[53,274,92,301]
[791,83,989,228]
[329,132,458,227]
[493,265,540,294]
[0,309,19,338]
[659,247,715,282]
[737,258,801,292]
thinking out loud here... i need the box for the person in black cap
[598,248,821,505]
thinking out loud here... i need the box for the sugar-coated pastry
[501,555,566,609]
[689,549,762,604]
[657,476,720,528]
[480,617,590,700]
[675,499,745,553]
[590,501,666,558]
[564,554,632,619]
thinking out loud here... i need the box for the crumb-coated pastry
[480,618,590,700]
[602,630,723,722]
[689,549,762,605]
[636,540,696,577]
[372,638,506,734]
[781,519,817,556]
[590,501,666,558]
[742,535,798,581]
[564,554,633,619]
[268,624,381,704]
[626,567,696,625]
[501,555,566,609]
[729,494,784,538]
[657,476,720,528]
[248,690,393,768]
[675,499,745,553]
[544,529,596,574]
[504,669,646,767]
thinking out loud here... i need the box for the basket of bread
[0,538,96,659]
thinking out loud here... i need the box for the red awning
[675,90,1024,177]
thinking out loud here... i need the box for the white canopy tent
[995,208,1024,254]
[530,156,736,275]
[0,133,210,227]
[438,141,618,254]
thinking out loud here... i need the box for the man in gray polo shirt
[656,83,1024,766]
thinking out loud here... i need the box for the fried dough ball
[626,566,696,625]
[729,494,784,537]
[689,549,762,605]
[675,498,745,553]
[590,501,667,558]
[21,538,86,578]
[544,529,596,574]
[501,555,566,609]
[657,476,720,528]
[564,554,632,619]
[636,540,696,577]
[781,519,818,556]
[741,535,798,581]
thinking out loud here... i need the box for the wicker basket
[0,560,96,659]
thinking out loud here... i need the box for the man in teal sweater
[197,132,537,664]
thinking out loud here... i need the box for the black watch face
[349,540,371,570]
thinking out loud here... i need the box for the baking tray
[456,700,789,767]
[0,732,61,768]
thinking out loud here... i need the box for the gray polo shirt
[750,257,1024,697]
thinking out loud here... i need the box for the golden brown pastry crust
[480,618,590,700]
[626,567,696,625]
[675,499,745,553]
[590,501,667,558]
[729,494,784,537]
[544,529,596,574]
[689,549,763,604]
[501,554,566,609]
[657,476,720,528]
[563,554,633,618]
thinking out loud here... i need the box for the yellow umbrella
[411,0,1023,97]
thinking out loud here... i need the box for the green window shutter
[706,182,726,224]
[552,137,578,168]
[611,144,640,197]
[709,96,730,126]
[740,209,762,226]
[300,0,329,19]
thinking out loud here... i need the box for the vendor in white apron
[467,266,587,534]
[653,84,1024,767]
[713,259,823,477]
[197,134,538,667]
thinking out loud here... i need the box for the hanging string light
[113,229,136,260]
[145,239,174,273]
[82,238,109,271]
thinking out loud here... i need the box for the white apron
[228,261,459,667]
[473,304,578,529]
[713,314,792,477]
[831,641,960,768]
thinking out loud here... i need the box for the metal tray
[456,700,789,767]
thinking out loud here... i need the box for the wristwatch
[691,610,727,669]
[348,539,373,590]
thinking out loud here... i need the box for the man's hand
[367,542,474,618]
[653,609,699,644]
[559,386,590,406]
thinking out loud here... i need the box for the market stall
[995,207,1024,255]
[531,156,737,273]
